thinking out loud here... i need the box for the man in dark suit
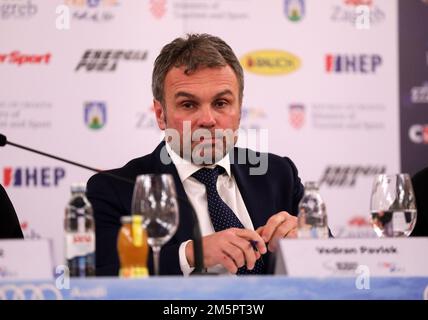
[87,34,304,276]
[0,184,24,239]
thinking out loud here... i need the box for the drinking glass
[132,174,179,275]
[370,174,417,237]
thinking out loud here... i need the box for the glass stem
[152,246,161,276]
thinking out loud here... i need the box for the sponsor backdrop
[0,0,426,266]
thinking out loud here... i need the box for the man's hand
[256,211,297,252]
[185,228,267,274]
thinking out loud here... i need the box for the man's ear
[153,99,166,130]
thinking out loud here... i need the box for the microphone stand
[0,133,209,275]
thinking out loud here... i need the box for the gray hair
[152,33,244,106]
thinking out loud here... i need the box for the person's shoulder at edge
[413,167,428,183]
[411,167,428,237]
[0,184,24,239]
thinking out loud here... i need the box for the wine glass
[132,174,179,275]
[370,174,417,237]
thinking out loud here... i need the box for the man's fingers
[222,242,246,269]
[229,237,258,270]
[202,228,267,273]
[233,228,267,254]
[260,212,289,243]
[220,253,238,274]
[287,228,298,238]
[268,218,297,252]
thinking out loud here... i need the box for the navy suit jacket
[86,142,304,276]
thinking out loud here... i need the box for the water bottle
[297,181,329,239]
[64,183,95,276]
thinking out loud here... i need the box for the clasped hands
[185,211,297,274]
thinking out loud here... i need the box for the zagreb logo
[331,0,385,26]
[240,50,301,76]
[2,167,66,188]
[284,0,305,22]
[135,105,160,130]
[0,0,38,20]
[149,0,166,19]
[409,124,428,144]
[333,215,377,238]
[289,104,305,129]
[84,101,106,130]
[325,54,382,74]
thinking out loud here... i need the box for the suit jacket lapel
[230,149,269,230]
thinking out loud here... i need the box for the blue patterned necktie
[192,166,265,275]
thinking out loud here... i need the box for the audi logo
[0,284,63,300]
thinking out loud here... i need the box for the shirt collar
[165,142,232,183]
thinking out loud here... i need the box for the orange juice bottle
[117,215,149,278]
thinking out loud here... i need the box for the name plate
[275,238,428,277]
[0,239,54,280]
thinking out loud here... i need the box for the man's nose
[197,106,216,127]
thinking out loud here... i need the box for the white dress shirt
[165,143,255,276]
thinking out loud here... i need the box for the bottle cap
[120,215,133,223]
[304,181,319,190]
[70,182,86,194]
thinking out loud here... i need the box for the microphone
[0,133,207,275]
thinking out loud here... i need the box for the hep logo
[2,167,66,187]
[325,54,382,73]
